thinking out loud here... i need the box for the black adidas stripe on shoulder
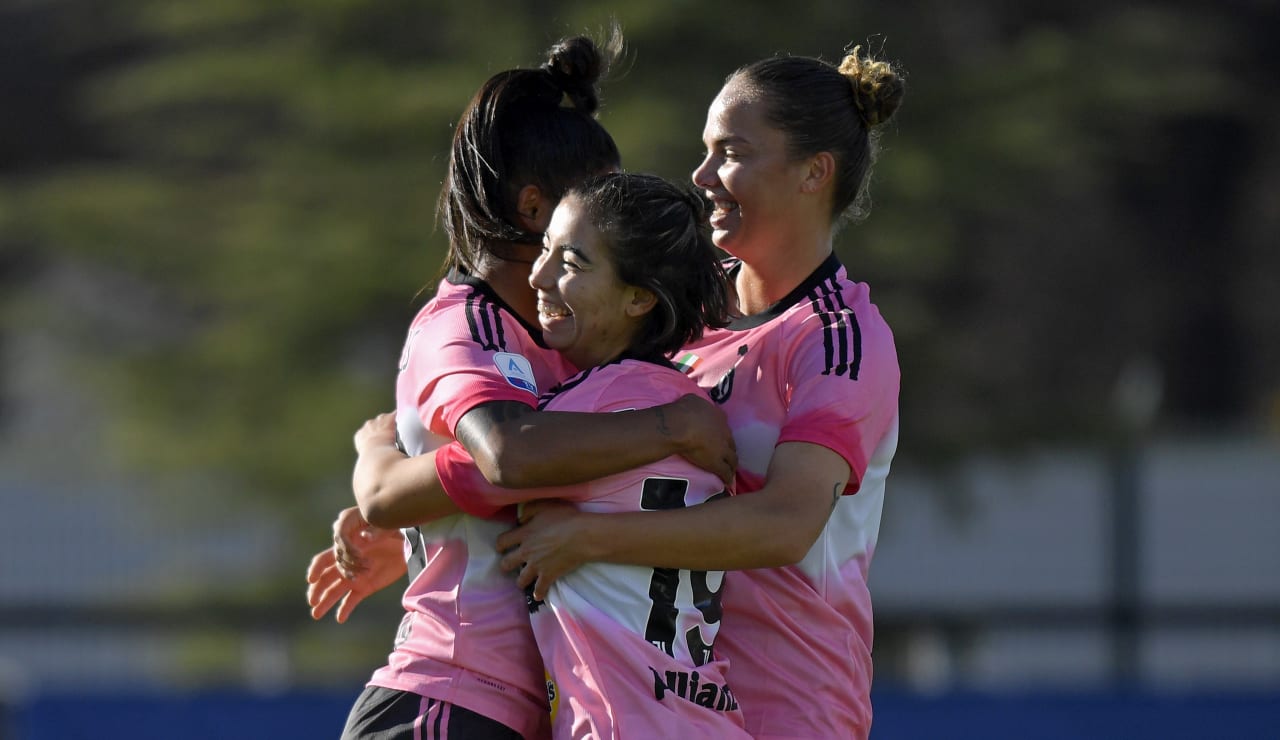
[807,276,862,380]
[464,290,508,352]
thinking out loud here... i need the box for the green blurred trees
[2,1,1277,552]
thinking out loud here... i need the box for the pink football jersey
[677,255,901,740]
[532,361,749,739]
[437,360,751,739]
[367,271,572,740]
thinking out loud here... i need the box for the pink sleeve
[777,316,900,493]
[435,439,584,515]
[435,441,508,518]
[402,312,542,438]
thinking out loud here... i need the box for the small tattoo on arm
[655,407,672,437]
[457,401,530,452]
[831,483,842,510]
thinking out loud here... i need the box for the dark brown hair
[568,172,731,361]
[439,33,623,274]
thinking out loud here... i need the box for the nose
[529,250,552,291]
[692,153,717,191]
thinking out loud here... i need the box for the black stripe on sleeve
[808,277,862,380]
[465,291,504,351]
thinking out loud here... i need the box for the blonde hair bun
[838,45,904,127]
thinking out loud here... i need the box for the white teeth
[710,198,738,216]
[538,301,570,318]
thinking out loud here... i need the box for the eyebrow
[553,242,594,264]
[706,134,750,149]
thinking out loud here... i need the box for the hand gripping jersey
[368,271,573,740]
[677,255,900,740]
[438,360,750,740]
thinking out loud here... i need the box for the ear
[515,185,554,233]
[623,286,658,318]
[798,151,836,194]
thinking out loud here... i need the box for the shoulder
[614,360,705,403]
[780,277,897,381]
[411,283,544,354]
[780,269,888,333]
[545,360,702,412]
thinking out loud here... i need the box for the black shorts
[340,685,524,740]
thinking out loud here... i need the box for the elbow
[764,536,811,567]
[356,494,395,529]
[471,437,541,488]
[359,502,398,529]
[354,483,405,529]
[757,509,825,566]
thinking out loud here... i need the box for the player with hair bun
[305,32,737,740]
[500,44,906,740]
[355,172,749,738]
[324,41,906,740]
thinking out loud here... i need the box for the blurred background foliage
[2,0,1278,583]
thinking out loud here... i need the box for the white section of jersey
[531,359,749,739]
[682,255,901,740]
[366,272,571,740]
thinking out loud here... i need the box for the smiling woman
[500,45,906,740]
[340,172,747,739]
[532,174,731,371]
[304,33,739,740]
[320,40,907,740]
[531,195,647,370]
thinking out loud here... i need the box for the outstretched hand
[305,506,405,623]
[496,500,595,602]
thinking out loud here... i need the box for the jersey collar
[445,268,552,349]
[724,253,843,330]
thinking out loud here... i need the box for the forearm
[560,442,849,571]
[468,407,689,488]
[576,489,825,571]
[353,445,461,528]
[435,440,563,514]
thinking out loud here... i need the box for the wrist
[357,439,404,458]
[577,512,612,562]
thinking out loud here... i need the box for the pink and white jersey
[677,254,900,740]
[368,271,573,740]
[468,360,748,739]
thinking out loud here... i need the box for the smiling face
[691,80,815,259]
[530,194,653,370]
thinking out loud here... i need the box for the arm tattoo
[456,401,533,453]
[831,483,842,511]
[654,406,672,438]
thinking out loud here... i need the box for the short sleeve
[777,311,899,493]
[436,437,588,515]
[400,309,544,439]
[435,441,511,518]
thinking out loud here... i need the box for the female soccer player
[326,42,905,740]
[354,172,750,739]
[494,45,906,740]
[305,34,734,740]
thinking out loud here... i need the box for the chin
[713,233,748,259]
[712,228,736,249]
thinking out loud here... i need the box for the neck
[567,331,641,372]
[734,235,833,315]
[473,242,541,326]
